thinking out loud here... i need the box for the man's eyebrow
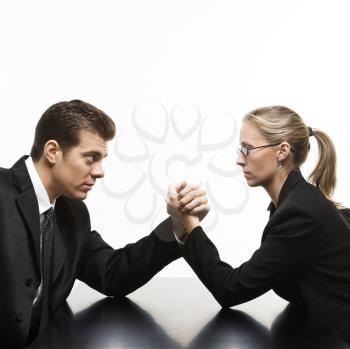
[82,151,107,158]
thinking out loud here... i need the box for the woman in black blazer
[168,105,350,344]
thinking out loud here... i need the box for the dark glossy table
[29,278,348,348]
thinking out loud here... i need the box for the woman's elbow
[215,294,235,308]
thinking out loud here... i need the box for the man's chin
[77,191,89,200]
[65,191,88,201]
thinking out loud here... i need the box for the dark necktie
[39,207,55,331]
[25,208,55,345]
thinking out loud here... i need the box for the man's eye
[86,155,95,162]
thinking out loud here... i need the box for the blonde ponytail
[308,129,337,203]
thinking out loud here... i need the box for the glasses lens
[237,146,248,156]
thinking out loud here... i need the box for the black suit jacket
[182,169,350,344]
[0,156,181,348]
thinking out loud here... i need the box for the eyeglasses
[237,142,281,157]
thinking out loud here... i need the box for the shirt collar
[267,168,304,216]
[25,156,55,214]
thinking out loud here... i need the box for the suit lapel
[52,214,66,283]
[261,169,305,244]
[12,156,41,271]
[12,156,67,283]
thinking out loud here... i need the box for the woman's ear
[277,142,291,162]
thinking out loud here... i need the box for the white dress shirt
[25,156,55,304]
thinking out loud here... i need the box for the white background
[1,0,349,277]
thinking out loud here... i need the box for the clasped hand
[166,181,210,241]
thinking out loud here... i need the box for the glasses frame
[237,142,281,157]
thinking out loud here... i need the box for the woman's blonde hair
[243,105,338,204]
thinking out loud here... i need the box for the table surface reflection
[29,278,348,349]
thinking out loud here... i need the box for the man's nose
[91,162,104,179]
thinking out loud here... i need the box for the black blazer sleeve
[76,218,182,297]
[181,205,319,308]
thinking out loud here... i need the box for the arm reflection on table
[188,308,270,349]
[29,298,182,349]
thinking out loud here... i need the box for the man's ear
[277,142,291,162]
[43,140,61,164]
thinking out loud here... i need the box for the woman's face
[236,121,280,188]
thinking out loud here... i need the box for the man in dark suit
[0,100,209,348]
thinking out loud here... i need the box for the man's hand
[167,181,209,241]
[167,185,188,241]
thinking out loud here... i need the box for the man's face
[51,130,107,200]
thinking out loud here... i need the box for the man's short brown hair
[30,100,116,161]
